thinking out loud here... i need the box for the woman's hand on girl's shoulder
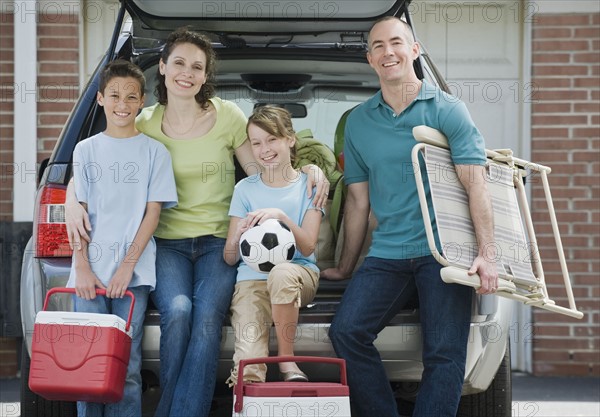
[302,164,329,209]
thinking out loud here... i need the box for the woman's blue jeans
[152,236,237,417]
[329,256,472,417]
[74,285,150,417]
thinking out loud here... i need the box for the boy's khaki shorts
[227,263,319,386]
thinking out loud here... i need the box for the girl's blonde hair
[247,105,298,164]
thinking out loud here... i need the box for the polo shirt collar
[369,79,437,109]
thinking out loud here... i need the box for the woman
[66,29,329,417]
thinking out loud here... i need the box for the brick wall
[0,337,18,377]
[0,12,14,221]
[531,13,600,376]
[0,11,79,222]
[37,11,80,162]
[0,12,19,379]
[0,10,79,378]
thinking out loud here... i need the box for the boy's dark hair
[98,59,146,95]
[155,28,217,108]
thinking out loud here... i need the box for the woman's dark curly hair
[155,28,217,108]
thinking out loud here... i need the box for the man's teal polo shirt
[344,80,487,260]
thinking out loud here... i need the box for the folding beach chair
[411,125,583,319]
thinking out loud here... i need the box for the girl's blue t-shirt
[229,172,322,282]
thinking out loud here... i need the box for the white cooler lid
[35,311,132,337]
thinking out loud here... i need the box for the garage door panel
[413,0,521,79]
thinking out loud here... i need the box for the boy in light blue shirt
[67,60,177,417]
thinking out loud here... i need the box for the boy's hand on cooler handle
[75,270,106,300]
[107,266,134,299]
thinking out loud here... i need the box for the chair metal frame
[411,125,583,319]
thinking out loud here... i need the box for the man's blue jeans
[74,285,150,417]
[152,235,237,417]
[329,256,472,417]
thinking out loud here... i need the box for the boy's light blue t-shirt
[67,132,178,290]
[344,80,487,260]
[229,172,322,282]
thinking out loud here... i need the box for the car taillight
[35,184,73,258]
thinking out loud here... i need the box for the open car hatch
[127,0,408,45]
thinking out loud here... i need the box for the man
[321,16,498,417]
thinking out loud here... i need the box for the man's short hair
[368,16,415,49]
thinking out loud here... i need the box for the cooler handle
[42,288,136,332]
[234,356,347,413]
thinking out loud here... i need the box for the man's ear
[96,91,104,106]
[412,41,421,60]
[139,94,145,110]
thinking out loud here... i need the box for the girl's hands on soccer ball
[245,208,286,228]
[233,216,252,242]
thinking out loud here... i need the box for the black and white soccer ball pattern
[240,218,296,273]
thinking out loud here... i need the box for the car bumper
[21,239,510,396]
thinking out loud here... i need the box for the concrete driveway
[2,373,599,416]
[511,373,600,417]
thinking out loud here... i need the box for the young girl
[224,106,323,385]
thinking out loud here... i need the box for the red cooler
[233,356,351,416]
[28,288,135,403]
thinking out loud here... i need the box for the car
[20,0,514,415]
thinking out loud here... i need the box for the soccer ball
[239,218,296,273]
